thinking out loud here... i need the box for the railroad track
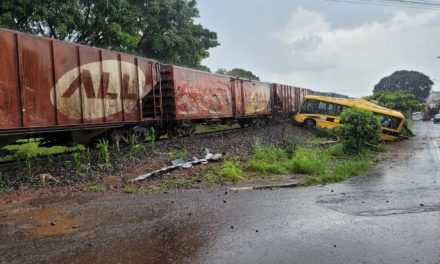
[0,123,280,171]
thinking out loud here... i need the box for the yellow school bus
[293,96,405,140]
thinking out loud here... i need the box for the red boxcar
[161,66,274,121]
[161,65,234,121]
[0,28,161,145]
[160,65,273,134]
[233,79,272,117]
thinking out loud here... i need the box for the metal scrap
[131,148,223,181]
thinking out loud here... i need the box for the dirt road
[1,121,440,264]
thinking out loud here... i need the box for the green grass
[216,161,244,182]
[0,140,84,162]
[123,186,138,194]
[167,149,188,160]
[163,177,197,188]
[122,186,151,194]
[241,140,377,186]
[307,157,371,184]
[289,147,327,176]
[87,184,106,193]
[205,161,245,183]
[245,143,291,174]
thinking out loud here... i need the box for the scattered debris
[131,148,223,181]
[38,173,60,184]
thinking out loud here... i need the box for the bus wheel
[304,119,316,129]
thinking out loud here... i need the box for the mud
[1,121,440,264]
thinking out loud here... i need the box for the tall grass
[243,140,375,185]
[97,139,111,168]
[289,147,327,176]
[205,161,244,182]
[245,142,291,174]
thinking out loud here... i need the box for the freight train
[0,28,333,147]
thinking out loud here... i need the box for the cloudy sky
[196,0,440,97]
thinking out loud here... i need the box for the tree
[135,0,219,68]
[227,68,260,81]
[364,90,422,114]
[215,68,228,75]
[336,108,381,153]
[373,70,434,102]
[0,0,218,68]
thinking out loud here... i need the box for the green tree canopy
[225,68,260,81]
[215,68,228,75]
[0,0,219,68]
[373,70,434,102]
[364,90,423,114]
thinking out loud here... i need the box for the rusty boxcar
[160,65,274,136]
[0,28,162,146]
[0,27,337,146]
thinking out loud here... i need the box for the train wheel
[167,127,179,139]
[304,119,316,129]
[182,126,196,137]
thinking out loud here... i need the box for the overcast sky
[196,0,440,97]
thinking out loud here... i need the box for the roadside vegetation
[202,140,376,186]
[202,108,384,186]
[0,113,385,193]
[0,139,84,163]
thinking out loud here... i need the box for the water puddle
[0,207,79,237]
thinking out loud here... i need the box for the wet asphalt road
[2,121,440,264]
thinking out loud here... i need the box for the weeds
[167,149,188,160]
[306,153,372,185]
[281,139,297,158]
[25,153,33,174]
[87,184,105,193]
[205,161,244,182]
[216,161,244,182]
[72,152,85,171]
[122,186,151,194]
[289,147,327,176]
[246,141,290,174]
[97,139,111,168]
[129,134,145,159]
[244,139,377,186]
[148,127,156,153]
[163,177,197,188]
[113,138,121,155]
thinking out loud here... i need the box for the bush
[336,108,381,153]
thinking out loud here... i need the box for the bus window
[317,101,327,114]
[327,103,336,116]
[335,105,348,116]
[377,114,402,130]
[301,100,318,114]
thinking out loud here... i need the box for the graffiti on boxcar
[244,84,270,114]
[175,80,233,117]
[51,60,146,120]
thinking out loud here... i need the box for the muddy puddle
[0,206,79,237]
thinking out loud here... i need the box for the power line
[325,0,440,9]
